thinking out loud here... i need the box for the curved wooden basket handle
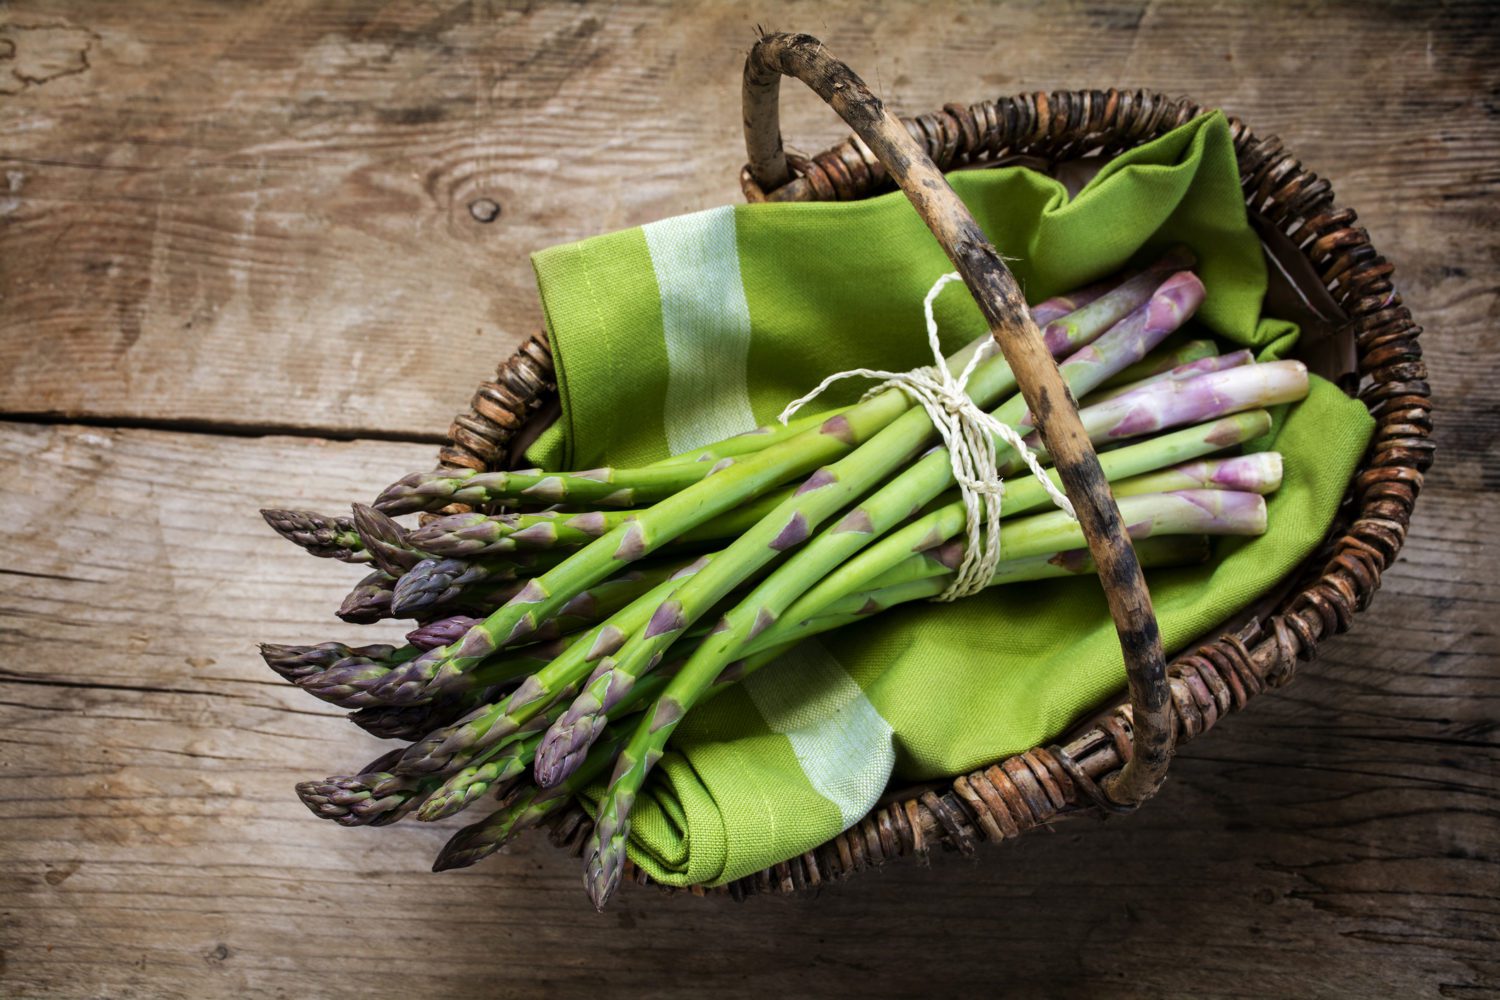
[744,32,1173,809]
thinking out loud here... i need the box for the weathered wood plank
[1,0,1496,439]
[0,422,1495,998]
[2,0,1497,995]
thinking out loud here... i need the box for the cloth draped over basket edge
[523,111,1376,887]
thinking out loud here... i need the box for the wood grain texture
[0,422,1494,998]
[1,0,1496,439]
[1,0,1498,996]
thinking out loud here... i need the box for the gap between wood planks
[0,410,450,446]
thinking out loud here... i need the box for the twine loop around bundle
[779,273,1076,602]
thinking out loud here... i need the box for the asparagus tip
[584,841,625,911]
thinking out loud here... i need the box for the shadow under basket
[431,39,1431,900]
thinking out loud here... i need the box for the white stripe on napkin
[743,639,896,830]
[644,205,894,832]
[642,206,758,454]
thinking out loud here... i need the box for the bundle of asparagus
[261,250,1307,908]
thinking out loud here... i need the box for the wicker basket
[429,34,1431,899]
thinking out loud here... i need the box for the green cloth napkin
[525,111,1374,886]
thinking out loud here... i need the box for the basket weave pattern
[433,88,1430,898]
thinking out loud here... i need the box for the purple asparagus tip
[405,616,483,650]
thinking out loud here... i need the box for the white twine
[779,273,1076,602]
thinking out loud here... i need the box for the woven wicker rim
[434,81,1431,899]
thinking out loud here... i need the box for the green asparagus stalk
[389,557,716,775]
[535,270,1206,787]
[581,486,1266,907]
[870,489,1267,591]
[375,461,731,516]
[1110,453,1283,498]
[644,406,854,469]
[260,509,368,563]
[407,509,629,558]
[433,783,575,871]
[295,745,429,827]
[406,484,798,558]
[415,731,547,822]
[432,736,626,872]
[350,698,496,741]
[791,535,1214,626]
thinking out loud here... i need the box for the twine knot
[779,272,1075,602]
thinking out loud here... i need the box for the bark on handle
[743,32,1174,809]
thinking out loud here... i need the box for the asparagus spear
[432,646,796,871]
[366,259,1185,708]
[432,735,627,872]
[259,641,411,683]
[406,616,483,651]
[534,270,1205,786]
[388,549,583,618]
[1110,453,1283,498]
[337,571,397,624]
[1079,348,1255,408]
[871,489,1267,590]
[374,461,733,516]
[349,503,440,576]
[416,732,547,822]
[389,558,716,775]
[644,406,854,469]
[791,410,1272,621]
[1092,338,1217,391]
[349,698,493,741]
[295,746,430,828]
[298,631,579,711]
[434,783,576,872]
[406,484,798,558]
[1011,361,1309,470]
[581,487,1266,907]
[260,509,368,563]
[792,535,1214,626]
[407,509,623,558]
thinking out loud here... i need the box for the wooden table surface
[2,2,1496,997]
